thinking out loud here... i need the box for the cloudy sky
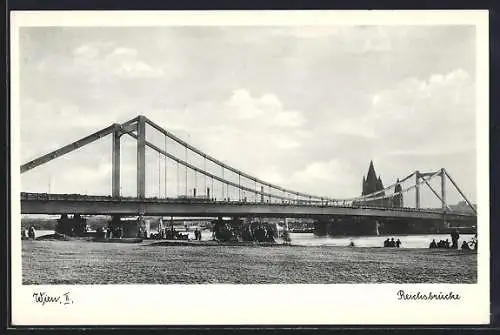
[18,25,477,206]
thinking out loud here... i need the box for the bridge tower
[137,115,146,199]
[441,168,448,227]
[110,117,147,237]
[415,170,420,209]
[112,124,121,198]
[110,116,147,199]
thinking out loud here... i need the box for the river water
[33,230,475,249]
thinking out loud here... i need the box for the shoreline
[26,234,478,253]
[145,240,289,247]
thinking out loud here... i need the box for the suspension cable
[125,130,444,205]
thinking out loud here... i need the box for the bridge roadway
[20,193,475,221]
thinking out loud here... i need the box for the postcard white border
[10,10,490,325]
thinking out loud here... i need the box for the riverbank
[30,231,476,249]
[146,240,288,247]
[22,240,476,284]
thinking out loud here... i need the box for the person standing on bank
[451,230,460,249]
[28,226,36,239]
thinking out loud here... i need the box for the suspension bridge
[20,115,477,236]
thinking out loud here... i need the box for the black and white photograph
[10,10,489,325]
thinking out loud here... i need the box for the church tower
[360,160,394,207]
[362,160,380,196]
[393,178,403,208]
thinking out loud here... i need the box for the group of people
[429,239,451,249]
[383,237,402,248]
[211,222,278,243]
[429,233,477,250]
[147,228,189,240]
[21,226,36,240]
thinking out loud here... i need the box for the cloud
[105,47,163,78]
[369,68,475,151]
[72,44,100,58]
[328,68,474,154]
[290,159,360,198]
[224,89,305,128]
[37,43,164,80]
[18,27,477,203]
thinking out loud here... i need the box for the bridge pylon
[112,125,121,198]
[415,170,420,209]
[137,115,146,199]
[440,168,447,212]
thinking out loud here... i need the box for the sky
[17,25,477,206]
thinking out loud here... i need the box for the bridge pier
[213,216,223,240]
[55,214,87,236]
[107,215,143,238]
[443,213,449,229]
[313,217,330,236]
[315,217,384,237]
[107,215,121,238]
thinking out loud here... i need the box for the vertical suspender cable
[185,146,188,196]
[158,151,161,197]
[194,170,197,196]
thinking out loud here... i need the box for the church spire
[367,160,376,179]
[364,160,379,195]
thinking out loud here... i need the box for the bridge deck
[20,193,475,220]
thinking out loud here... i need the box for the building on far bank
[354,160,403,208]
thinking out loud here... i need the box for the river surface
[34,230,475,249]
